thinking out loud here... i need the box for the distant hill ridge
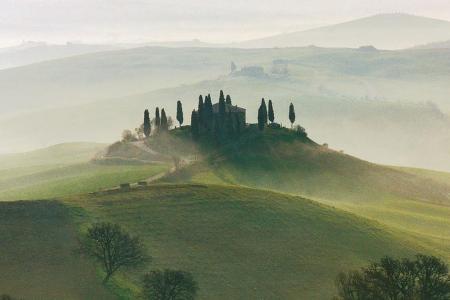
[414,39,450,49]
[238,13,450,50]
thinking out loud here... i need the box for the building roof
[212,103,246,113]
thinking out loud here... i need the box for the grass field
[0,135,449,299]
[164,127,450,205]
[161,127,450,262]
[0,142,107,170]
[0,162,169,201]
[0,143,170,201]
[65,184,422,300]
[0,200,113,300]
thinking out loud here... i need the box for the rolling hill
[163,127,450,206]
[2,60,449,171]
[155,127,450,259]
[0,200,113,299]
[2,45,450,119]
[63,184,422,299]
[0,143,170,201]
[0,47,233,117]
[415,39,450,49]
[238,14,450,49]
[0,130,448,299]
[0,42,122,70]
[1,45,450,172]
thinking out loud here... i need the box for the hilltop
[152,125,450,259]
[1,46,450,172]
[238,14,450,49]
[161,126,450,206]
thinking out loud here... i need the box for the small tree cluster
[122,129,138,142]
[335,254,450,300]
[190,90,239,142]
[140,104,180,138]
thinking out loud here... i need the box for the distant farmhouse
[212,103,246,131]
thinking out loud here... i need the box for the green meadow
[63,184,421,300]
[0,143,169,201]
[0,127,448,299]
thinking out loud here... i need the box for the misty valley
[0,8,450,300]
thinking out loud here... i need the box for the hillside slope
[67,184,422,299]
[165,127,450,206]
[0,143,169,201]
[0,200,113,299]
[0,142,106,170]
[239,14,450,49]
[159,128,450,259]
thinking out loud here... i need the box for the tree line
[256,98,296,130]
[190,90,242,141]
[142,107,174,138]
[131,91,306,143]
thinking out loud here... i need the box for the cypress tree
[218,93,226,126]
[155,107,161,129]
[261,98,268,125]
[191,110,199,139]
[204,95,213,131]
[176,100,183,127]
[289,103,296,128]
[226,94,232,105]
[160,108,168,131]
[257,105,265,131]
[268,100,275,123]
[219,90,225,103]
[143,109,151,137]
[198,95,204,127]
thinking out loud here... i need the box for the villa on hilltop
[212,102,246,130]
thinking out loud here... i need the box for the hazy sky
[1,0,450,46]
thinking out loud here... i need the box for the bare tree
[82,223,149,283]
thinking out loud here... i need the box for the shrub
[142,269,198,300]
[122,129,138,142]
